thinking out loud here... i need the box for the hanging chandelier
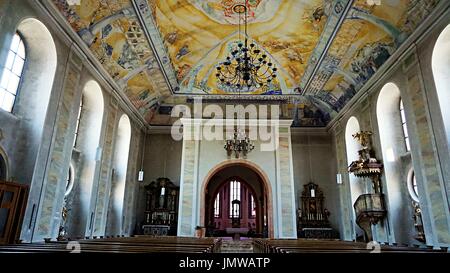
[224,128,255,158]
[215,2,277,92]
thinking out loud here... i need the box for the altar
[143,225,170,236]
[226,228,249,240]
[297,182,339,239]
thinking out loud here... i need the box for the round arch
[200,159,274,238]
[106,114,131,236]
[345,116,365,240]
[432,24,450,149]
[206,175,260,234]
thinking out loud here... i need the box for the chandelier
[224,128,255,158]
[215,2,277,92]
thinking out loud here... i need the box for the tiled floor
[219,237,254,253]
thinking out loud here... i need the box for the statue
[352,131,372,148]
[412,202,426,242]
[348,131,383,193]
[57,204,69,241]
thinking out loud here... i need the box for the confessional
[142,178,179,236]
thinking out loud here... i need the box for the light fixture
[215,2,277,92]
[138,129,146,182]
[224,128,255,158]
[336,173,343,185]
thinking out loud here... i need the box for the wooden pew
[0,236,222,253]
[253,239,446,254]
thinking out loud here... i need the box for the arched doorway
[200,160,273,238]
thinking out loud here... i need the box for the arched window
[345,116,365,240]
[399,100,411,152]
[64,81,103,238]
[0,33,26,112]
[73,96,83,148]
[249,194,256,218]
[64,164,75,197]
[214,193,220,218]
[229,180,241,218]
[345,117,365,202]
[106,114,131,236]
[407,168,419,202]
[412,173,418,197]
[377,82,416,244]
[432,24,450,147]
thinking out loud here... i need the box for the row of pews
[253,239,448,253]
[0,236,222,253]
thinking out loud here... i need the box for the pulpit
[297,182,338,239]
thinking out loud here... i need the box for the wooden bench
[0,236,222,253]
[253,239,446,253]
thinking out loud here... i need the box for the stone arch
[376,82,415,244]
[199,159,274,238]
[432,24,450,151]
[65,79,104,239]
[106,114,131,236]
[12,18,57,184]
[345,116,364,240]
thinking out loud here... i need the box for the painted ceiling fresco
[52,0,441,126]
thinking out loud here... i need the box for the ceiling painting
[303,0,441,113]
[147,0,327,95]
[52,0,171,122]
[51,0,442,126]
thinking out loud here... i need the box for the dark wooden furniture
[143,178,179,236]
[253,238,446,253]
[297,182,338,239]
[0,180,28,244]
[0,236,222,253]
[353,193,386,241]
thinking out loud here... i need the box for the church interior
[0,0,449,254]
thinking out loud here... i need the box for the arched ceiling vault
[51,0,441,126]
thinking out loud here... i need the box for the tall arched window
[229,180,241,218]
[73,96,83,148]
[0,33,26,112]
[64,81,104,238]
[432,24,450,147]
[249,194,256,218]
[399,100,411,152]
[214,193,220,218]
[377,82,415,244]
[106,114,131,236]
[345,116,364,240]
